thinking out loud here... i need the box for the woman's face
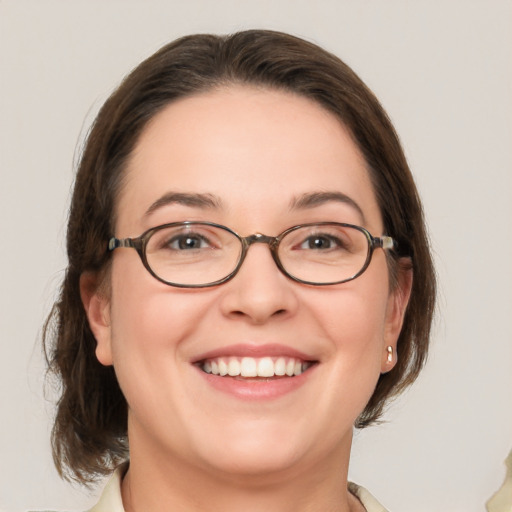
[86,86,409,479]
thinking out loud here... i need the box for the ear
[381,259,413,373]
[80,271,113,366]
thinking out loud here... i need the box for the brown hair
[44,29,436,484]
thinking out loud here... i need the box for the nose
[219,242,299,325]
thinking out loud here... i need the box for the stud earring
[387,346,393,364]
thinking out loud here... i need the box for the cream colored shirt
[486,449,512,512]
[87,467,389,512]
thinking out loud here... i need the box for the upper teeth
[202,357,310,378]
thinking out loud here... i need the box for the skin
[82,86,412,512]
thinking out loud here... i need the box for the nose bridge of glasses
[236,233,283,279]
[242,233,282,260]
[243,233,276,247]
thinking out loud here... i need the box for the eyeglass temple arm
[374,236,395,251]
[108,237,137,251]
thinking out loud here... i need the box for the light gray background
[1,1,511,511]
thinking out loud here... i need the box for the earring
[387,346,393,364]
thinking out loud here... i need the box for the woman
[44,29,436,512]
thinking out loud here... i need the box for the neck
[122,429,358,512]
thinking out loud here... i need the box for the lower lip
[195,365,316,401]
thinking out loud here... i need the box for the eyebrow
[144,190,365,222]
[290,191,366,223]
[144,192,222,217]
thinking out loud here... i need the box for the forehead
[118,86,382,233]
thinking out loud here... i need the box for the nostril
[231,308,286,317]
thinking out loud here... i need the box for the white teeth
[257,357,274,377]
[275,357,286,376]
[218,359,228,376]
[240,357,257,377]
[203,356,310,378]
[227,358,240,376]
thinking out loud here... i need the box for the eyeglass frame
[108,221,396,288]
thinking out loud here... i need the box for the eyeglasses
[108,221,395,288]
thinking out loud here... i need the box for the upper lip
[191,343,318,364]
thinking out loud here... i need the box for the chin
[187,416,340,481]
[200,442,306,480]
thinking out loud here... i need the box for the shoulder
[27,466,125,512]
[348,482,390,512]
[86,465,127,512]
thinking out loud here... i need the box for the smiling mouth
[198,356,315,379]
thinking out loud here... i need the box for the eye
[166,233,211,250]
[299,235,342,250]
[146,224,230,257]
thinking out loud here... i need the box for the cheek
[289,282,390,436]
[107,257,210,371]
[106,264,215,430]
[313,283,389,347]
[308,274,390,384]
[109,290,204,361]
